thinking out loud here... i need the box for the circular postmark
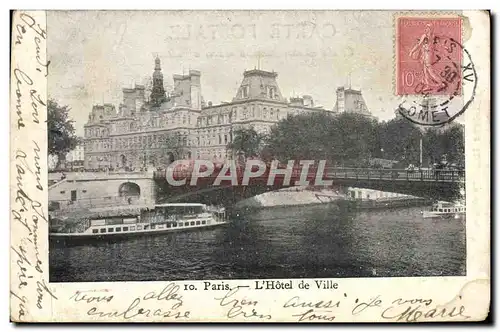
[397,35,477,126]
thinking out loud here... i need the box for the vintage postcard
[10,10,490,322]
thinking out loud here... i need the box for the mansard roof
[232,69,285,102]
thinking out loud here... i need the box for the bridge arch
[153,167,464,204]
[118,182,141,198]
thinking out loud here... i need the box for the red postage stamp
[396,17,462,96]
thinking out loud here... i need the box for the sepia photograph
[46,11,466,283]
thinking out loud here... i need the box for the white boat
[49,203,228,244]
[422,201,466,218]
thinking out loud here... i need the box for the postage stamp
[9,10,490,323]
[395,15,477,126]
[396,17,463,96]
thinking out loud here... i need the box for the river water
[49,205,466,282]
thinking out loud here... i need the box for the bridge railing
[154,167,464,183]
[327,168,464,182]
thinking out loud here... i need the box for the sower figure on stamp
[409,24,446,92]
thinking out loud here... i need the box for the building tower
[150,56,167,106]
[333,86,373,119]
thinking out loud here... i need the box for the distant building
[333,86,375,120]
[65,144,85,170]
[66,144,84,162]
[394,95,438,121]
[83,58,332,170]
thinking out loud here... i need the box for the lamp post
[415,126,426,169]
[419,136,423,168]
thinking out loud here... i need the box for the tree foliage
[423,124,464,165]
[227,127,263,159]
[265,112,381,166]
[47,99,79,158]
[378,118,423,164]
[262,112,464,167]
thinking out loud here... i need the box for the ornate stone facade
[83,58,371,170]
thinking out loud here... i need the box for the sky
[48,11,406,136]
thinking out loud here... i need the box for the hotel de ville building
[83,57,372,170]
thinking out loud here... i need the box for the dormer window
[242,86,249,98]
[267,86,276,99]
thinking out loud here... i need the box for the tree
[265,112,331,162]
[47,99,79,168]
[379,118,422,164]
[422,128,441,165]
[332,113,379,166]
[422,124,464,166]
[223,110,464,170]
[227,127,263,160]
[441,124,465,165]
[265,112,378,166]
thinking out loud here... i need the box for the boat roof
[433,201,466,207]
[89,207,144,219]
[154,203,205,207]
[87,203,206,219]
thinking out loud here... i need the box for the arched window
[118,182,141,197]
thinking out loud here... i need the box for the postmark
[395,16,477,126]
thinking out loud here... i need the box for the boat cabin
[431,201,466,213]
[141,203,212,224]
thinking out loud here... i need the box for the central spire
[155,56,161,71]
[150,56,166,106]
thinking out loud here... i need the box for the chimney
[303,95,313,107]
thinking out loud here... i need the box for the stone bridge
[153,166,464,205]
[48,167,464,211]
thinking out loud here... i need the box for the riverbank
[235,187,345,209]
[235,187,430,211]
[349,197,431,210]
